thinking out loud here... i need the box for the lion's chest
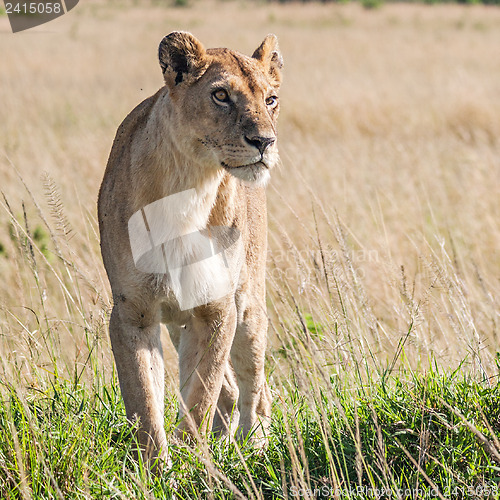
[128,188,242,311]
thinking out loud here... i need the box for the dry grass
[0,0,499,388]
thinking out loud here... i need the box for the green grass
[1,363,499,499]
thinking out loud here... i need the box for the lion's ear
[158,31,208,88]
[252,34,283,86]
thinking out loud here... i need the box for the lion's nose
[244,135,276,155]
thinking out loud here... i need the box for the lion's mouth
[221,160,268,171]
[220,160,271,185]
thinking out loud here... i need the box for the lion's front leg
[212,361,240,437]
[231,304,271,443]
[109,304,168,466]
[176,302,237,439]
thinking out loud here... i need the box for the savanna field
[1,1,500,498]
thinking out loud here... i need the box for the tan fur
[98,32,283,466]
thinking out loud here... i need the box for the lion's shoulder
[109,88,166,161]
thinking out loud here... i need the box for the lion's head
[158,31,283,186]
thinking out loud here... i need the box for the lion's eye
[213,89,230,104]
[266,96,278,108]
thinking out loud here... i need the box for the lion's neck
[134,91,226,236]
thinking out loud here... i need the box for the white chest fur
[128,188,240,310]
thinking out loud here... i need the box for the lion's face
[158,32,283,186]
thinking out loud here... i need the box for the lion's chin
[222,161,271,187]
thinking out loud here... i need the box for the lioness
[98,32,283,465]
